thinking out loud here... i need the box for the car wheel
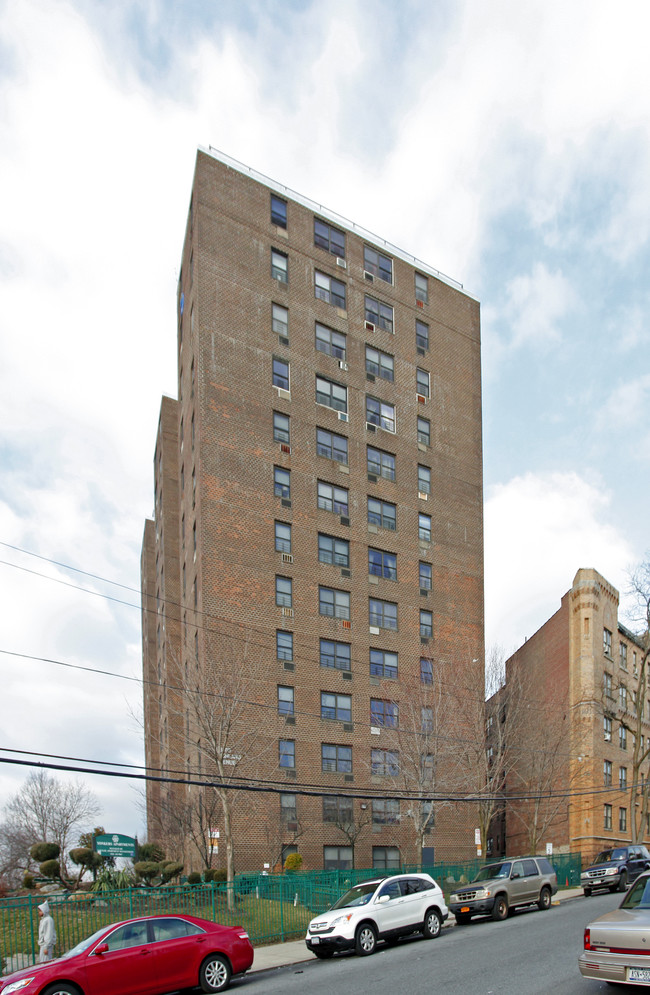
[42,987,81,995]
[312,948,334,959]
[200,953,232,993]
[491,895,508,921]
[617,871,628,893]
[537,886,552,911]
[423,908,442,939]
[583,888,592,897]
[355,923,378,956]
[455,913,472,925]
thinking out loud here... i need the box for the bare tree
[323,796,372,868]
[3,772,100,876]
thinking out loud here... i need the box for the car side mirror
[377,894,391,904]
[93,943,109,956]
[511,871,521,879]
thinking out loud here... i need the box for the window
[318,533,350,567]
[320,639,351,671]
[421,707,433,733]
[271,195,287,228]
[619,766,627,790]
[273,412,290,443]
[315,270,346,309]
[317,427,348,464]
[278,685,294,716]
[281,793,297,822]
[275,576,292,607]
[604,627,613,657]
[314,219,345,257]
[365,346,394,381]
[319,586,351,619]
[619,725,627,749]
[368,548,397,580]
[272,303,288,336]
[368,497,396,531]
[603,671,613,697]
[417,416,430,446]
[276,630,293,661]
[366,396,395,432]
[323,795,353,823]
[370,648,398,679]
[317,480,349,516]
[105,922,150,951]
[370,699,398,728]
[620,643,628,670]
[373,846,400,870]
[604,716,612,741]
[271,248,288,283]
[372,799,400,825]
[273,358,290,390]
[420,610,433,638]
[421,753,435,782]
[604,804,612,830]
[364,246,393,283]
[315,322,346,359]
[416,368,430,398]
[322,743,352,773]
[275,521,291,553]
[418,465,431,494]
[620,685,627,711]
[371,749,399,776]
[415,273,429,304]
[316,376,347,412]
[279,739,295,768]
[603,759,612,786]
[369,598,398,631]
[419,562,432,590]
[416,320,429,350]
[324,845,353,869]
[367,445,396,481]
[365,295,394,332]
[620,807,628,831]
[274,466,291,499]
[419,513,432,542]
[420,657,433,684]
[321,692,351,722]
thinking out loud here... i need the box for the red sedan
[0,913,254,994]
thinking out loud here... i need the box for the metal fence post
[28,893,36,965]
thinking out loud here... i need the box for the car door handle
[140,949,151,955]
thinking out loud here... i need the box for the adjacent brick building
[495,568,649,863]
[141,147,485,873]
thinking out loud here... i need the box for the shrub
[284,853,303,872]
[137,843,165,863]
[134,861,162,886]
[39,859,61,880]
[160,861,184,883]
[187,872,201,885]
[23,873,35,890]
[30,842,60,863]
[211,869,227,883]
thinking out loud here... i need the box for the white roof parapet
[200,145,476,299]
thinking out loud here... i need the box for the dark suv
[448,856,557,923]
[581,845,650,896]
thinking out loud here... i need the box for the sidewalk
[250,887,585,974]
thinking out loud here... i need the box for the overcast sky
[1,0,648,839]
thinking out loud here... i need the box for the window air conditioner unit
[366,422,376,432]
[417,299,424,308]
[282,553,294,563]
[338,411,349,422]
[282,607,294,618]
[418,491,428,501]
[280,444,291,454]
[342,619,351,629]
[417,393,426,404]
[339,361,349,371]
[365,321,376,333]
[364,271,374,282]
[336,257,347,268]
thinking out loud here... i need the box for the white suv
[305,873,448,958]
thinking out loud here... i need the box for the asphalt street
[233,891,625,994]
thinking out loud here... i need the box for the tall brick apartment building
[141,147,485,873]
[495,568,649,863]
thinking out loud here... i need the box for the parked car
[305,873,448,957]
[581,845,650,896]
[0,914,253,994]
[579,869,650,985]
[448,856,557,923]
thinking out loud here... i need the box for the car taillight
[584,928,592,950]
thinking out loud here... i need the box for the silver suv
[449,857,557,923]
[305,873,448,957]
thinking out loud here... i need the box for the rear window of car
[522,859,539,876]
[536,858,555,875]
[152,918,204,941]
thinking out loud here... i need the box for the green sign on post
[95,833,137,858]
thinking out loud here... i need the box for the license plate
[311,937,320,944]
[629,968,650,983]
[461,906,470,913]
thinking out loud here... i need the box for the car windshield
[622,877,650,909]
[594,849,627,864]
[62,926,110,959]
[473,862,511,882]
[330,882,378,909]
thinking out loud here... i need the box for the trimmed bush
[187,872,201,885]
[23,873,35,890]
[30,843,60,863]
[284,853,303,872]
[39,859,61,880]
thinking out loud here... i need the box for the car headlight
[604,867,619,876]
[473,888,489,899]
[3,980,37,994]
[450,893,459,903]
[330,913,354,926]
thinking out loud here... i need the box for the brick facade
[141,148,485,873]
